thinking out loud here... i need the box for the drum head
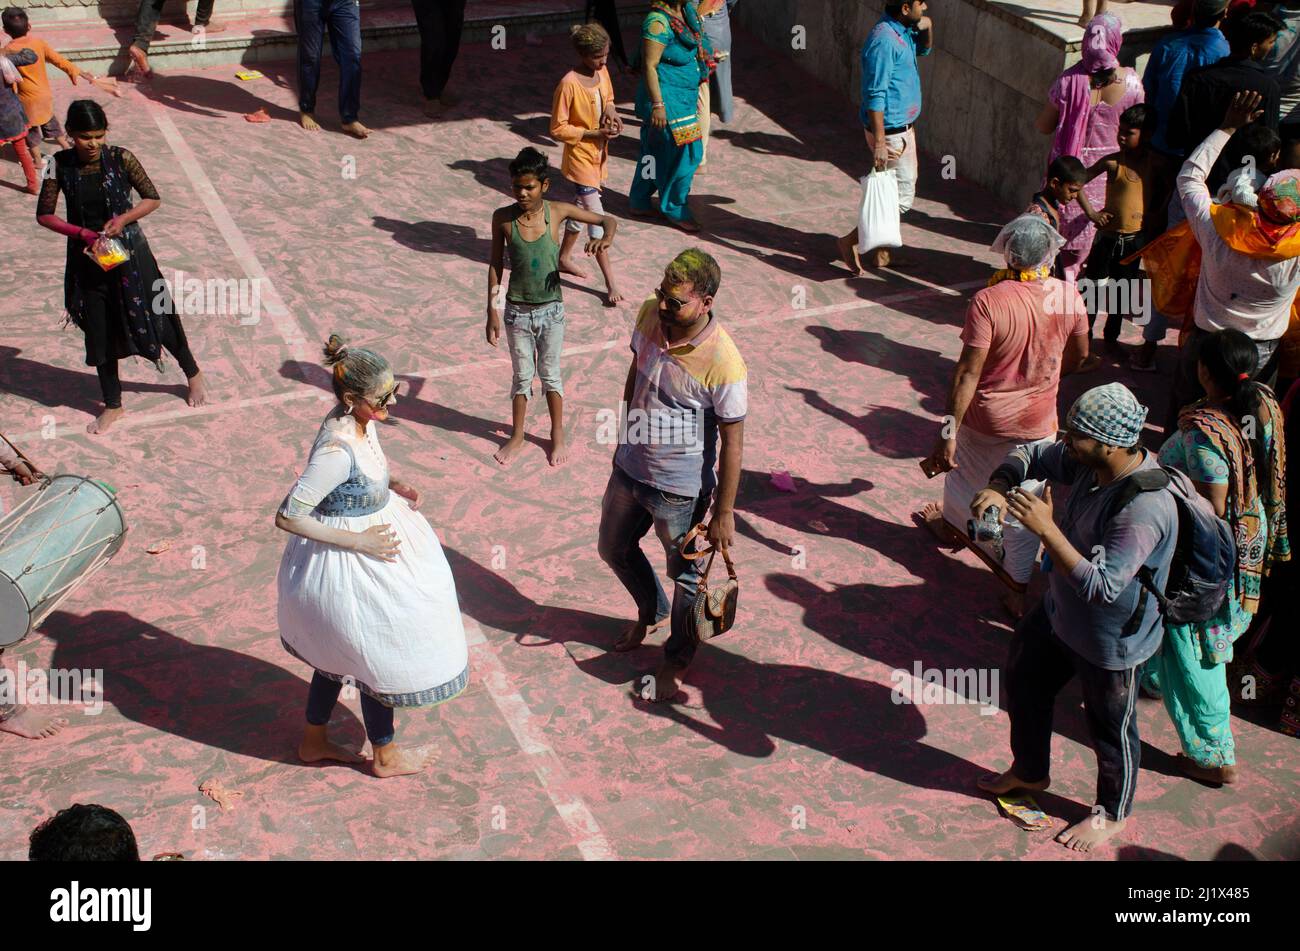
[0,577,32,648]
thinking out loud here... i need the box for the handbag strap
[678,523,738,584]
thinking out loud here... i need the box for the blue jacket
[1143,27,1230,156]
[860,15,930,129]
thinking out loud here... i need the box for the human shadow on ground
[43,609,367,767]
[802,326,950,416]
[785,386,938,460]
[0,346,189,417]
[276,359,547,457]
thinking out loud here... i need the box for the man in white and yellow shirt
[597,249,747,701]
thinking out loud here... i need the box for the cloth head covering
[1081,13,1123,72]
[1066,383,1148,447]
[1051,14,1126,163]
[1258,170,1300,225]
[991,214,1067,270]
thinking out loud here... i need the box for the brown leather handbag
[680,523,738,640]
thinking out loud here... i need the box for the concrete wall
[733,0,1162,211]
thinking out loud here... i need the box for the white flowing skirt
[277,495,469,706]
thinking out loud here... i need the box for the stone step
[20,1,650,76]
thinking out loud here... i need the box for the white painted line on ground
[142,95,310,363]
[462,617,616,861]
[3,279,986,444]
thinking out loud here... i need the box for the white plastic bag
[856,169,902,253]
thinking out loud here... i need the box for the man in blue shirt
[1135,0,1228,368]
[1144,0,1229,163]
[836,1,932,273]
[971,384,1179,853]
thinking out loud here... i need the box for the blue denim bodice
[315,439,390,517]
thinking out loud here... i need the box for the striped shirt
[614,299,747,497]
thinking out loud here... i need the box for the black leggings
[96,318,200,409]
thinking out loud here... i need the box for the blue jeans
[597,465,711,670]
[505,300,565,398]
[295,0,363,123]
[702,2,735,123]
[305,671,395,746]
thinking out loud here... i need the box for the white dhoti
[941,427,1053,586]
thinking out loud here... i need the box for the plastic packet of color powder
[996,795,1052,831]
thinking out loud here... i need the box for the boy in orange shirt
[2,8,98,169]
[550,22,623,306]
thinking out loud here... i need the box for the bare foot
[836,234,865,276]
[671,217,701,234]
[0,707,68,739]
[613,618,664,653]
[547,434,569,467]
[194,22,227,34]
[647,664,683,703]
[867,248,891,269]
[87,406,125,435]
[371,742,435,779]
[977,769,1050,795]
[604,285,624,307]
[298,733,364,765]
[627,206,658,220]
[186,371,209,407]
[341,121,370,140]
[558,255,590,279]
[1056,814,1127,852]
[300,112,320,132]
[1177,753,1238,786]
[422,98,445,118]
[915,501,963,549]
[493,435,526,466]
[127,45,151,77]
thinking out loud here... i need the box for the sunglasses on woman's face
[370,382,400,408]
[655,287,691,311]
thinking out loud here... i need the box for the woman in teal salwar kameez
[629,0,712,232]
[1145,330,1290,786]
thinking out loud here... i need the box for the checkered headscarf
[1065,383,1147,448]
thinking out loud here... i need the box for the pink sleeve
[1047,75,1066,110]
[960,298,993,349]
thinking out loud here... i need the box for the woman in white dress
[275,335,470,778]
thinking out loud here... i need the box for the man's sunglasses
[655,287,692,312]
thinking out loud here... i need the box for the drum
[0,475,127,648]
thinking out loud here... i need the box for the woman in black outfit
[35,100,206,435]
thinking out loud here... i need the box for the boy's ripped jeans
[504,300,565,398]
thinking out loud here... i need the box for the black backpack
[1111,466,1237,630]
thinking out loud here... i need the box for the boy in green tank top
[487,147,617,466]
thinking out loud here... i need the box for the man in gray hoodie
[970,383,1179,852]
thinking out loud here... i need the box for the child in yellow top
[550,22,624,306]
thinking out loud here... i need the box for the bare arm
[1062,332,1089,376]
[486,210,506,346]
[708,420,744,551]
[1034,102,1060,136]
[552,199,618,254]
[643,36,668,129]
[924,344,987,474]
